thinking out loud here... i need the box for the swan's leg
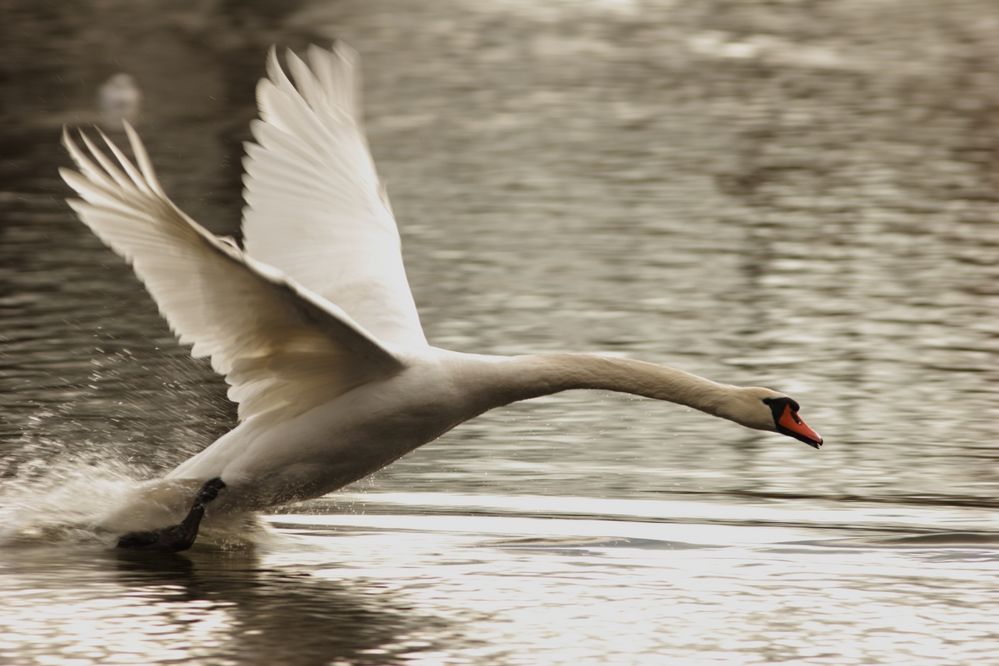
[116,478,226,552]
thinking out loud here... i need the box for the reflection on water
[1,545,449,665]
[2,499,998,665]
[2,0,999,663]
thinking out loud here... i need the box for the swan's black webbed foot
[194,477,226,504]
[116,478,226,552]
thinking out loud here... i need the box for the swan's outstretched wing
[241,43,427,349]
[61,124,404,422]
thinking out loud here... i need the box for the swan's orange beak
[778,404,823,449]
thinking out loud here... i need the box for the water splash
[0,458,272,550]
[0,458,143,547]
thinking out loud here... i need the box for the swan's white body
[61,44,821,535]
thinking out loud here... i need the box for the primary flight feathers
[244,43,426,348]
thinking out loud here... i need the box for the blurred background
[1,1,998,664]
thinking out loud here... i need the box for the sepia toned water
[2,0,998,663]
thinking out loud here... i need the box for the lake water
[2,0,998,664]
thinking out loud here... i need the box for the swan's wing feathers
[61,125,404,422]
[241,43,426,349]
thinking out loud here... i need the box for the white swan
[60,43,822,550]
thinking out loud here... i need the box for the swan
[59,43,822,551]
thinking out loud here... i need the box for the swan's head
[730,387,823,449]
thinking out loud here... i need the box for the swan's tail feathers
[60,123,405,423]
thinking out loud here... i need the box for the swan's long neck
[461,352,743,422]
